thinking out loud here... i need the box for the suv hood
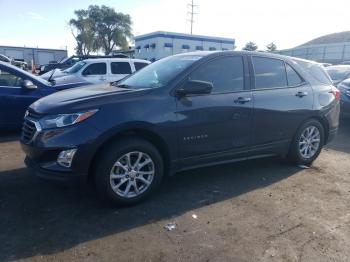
[53,74,88,85]
[30,84,151,114]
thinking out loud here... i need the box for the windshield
[118,55,203,89]
[325,67,350,81]
[64,61,86,74]
[59,57,69,64]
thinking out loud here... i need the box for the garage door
[5,49,24,60]
[38,52,55,65]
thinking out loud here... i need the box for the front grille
[21,119,37,144]
[26,109,41,120]
[21,109,42,144]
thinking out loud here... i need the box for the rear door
[251,56,313,149]
[81,62,108,83]
[110,61,132,82]
[0,66,43,128]
[176,55,253,162]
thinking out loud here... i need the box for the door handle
[234,97,251,104]
[296,91,308,97]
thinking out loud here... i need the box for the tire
[288,119,325,165]
[94,138,164,206]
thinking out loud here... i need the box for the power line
[187,0,198,35]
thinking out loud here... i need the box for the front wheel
[94,138,164,205]
[288,119,325,165]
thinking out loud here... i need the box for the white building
[134,31,235,61]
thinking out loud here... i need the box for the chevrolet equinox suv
[21,51,340,205]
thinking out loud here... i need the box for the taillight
[331,87,340,100]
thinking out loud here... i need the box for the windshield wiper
[116,84,131,89]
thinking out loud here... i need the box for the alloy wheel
[298,125,321,159]
[109,151,155,198]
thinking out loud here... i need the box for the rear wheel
[288,119,325,165]
[94,138,164,205]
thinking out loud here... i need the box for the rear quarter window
[293,60,332,85]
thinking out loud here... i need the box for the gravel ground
[0,120,349,262]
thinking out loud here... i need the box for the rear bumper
[326,128,338,144]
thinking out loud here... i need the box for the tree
[87,5,132,55]
[266,42,277,52]
[69,10,97,56]
[242,41,258,51]
[69,5,133,55]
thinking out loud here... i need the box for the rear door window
[111,62,132,74]
[134,62,149,71]
[82,63,107,75]
[252,57,287,89]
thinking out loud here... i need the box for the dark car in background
[0,53,28,70]
[325,65,350,85]
[336,78,350,117]
[21,51,340,205]
[39,54,131,75]
[0,62,90,129]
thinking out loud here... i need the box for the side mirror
[22,80,37,90]
[177,80,213,97]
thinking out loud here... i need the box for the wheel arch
[88,127,172,182]
[309,116,330,144]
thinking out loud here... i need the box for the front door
[176,55,253,161]
[81,62,108,84]
[0,67,43,128]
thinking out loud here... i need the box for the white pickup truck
[41,58,150,85]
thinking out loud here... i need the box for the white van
[41,58,150,85]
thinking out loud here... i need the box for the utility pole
[187,0,198,35]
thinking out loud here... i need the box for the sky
[0,0,349,55]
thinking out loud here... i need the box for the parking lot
[0,120,349,262]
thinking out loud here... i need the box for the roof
[134,31,235,45]
[300,31,350,46]
[173,50,316,64]
[0,45,67,52]
[82,58,150,63]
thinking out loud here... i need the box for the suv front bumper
[20,122,102,182]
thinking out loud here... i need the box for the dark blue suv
[0,62,89,129]
[21,51,340,205]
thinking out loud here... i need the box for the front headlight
[39,109,98,129]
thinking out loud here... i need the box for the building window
[164,43,173,52]
[136,46,141,53]
[144,44,150,52]
[196,46,203,51]
[209,47,216,51]
[150,43,156,49]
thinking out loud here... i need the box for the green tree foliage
[242,41,258,51]
[266,42,277,52]
[69,5,133,55]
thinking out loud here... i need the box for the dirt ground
[1,120,350,262]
